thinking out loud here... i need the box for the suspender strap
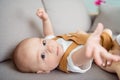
[53,33,90,73]
[53,33,90,45]
[58,42,78,73]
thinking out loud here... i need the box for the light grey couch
[0,0,120,80]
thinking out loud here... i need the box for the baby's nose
[47,46,53,54]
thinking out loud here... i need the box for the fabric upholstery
[0,60,118,80]
[92,4,120,34]
[0,0,43,62]
[0,0,118,80]
[42,0,91,35]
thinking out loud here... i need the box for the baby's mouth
[56,46,59,56]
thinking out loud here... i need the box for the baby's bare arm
[72,23,120,67]
[36,8,54,36]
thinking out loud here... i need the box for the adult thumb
[92,23,104,36]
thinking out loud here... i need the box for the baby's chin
[58,44,64,55]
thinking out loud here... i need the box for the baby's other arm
[85,23,120,66]
[36,8,54,37]
[72,23,120,68]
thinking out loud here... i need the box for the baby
[13,8,120,74]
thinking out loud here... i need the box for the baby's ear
[44,70,50,73]
[37,70,50,74]
[36,70,43,74]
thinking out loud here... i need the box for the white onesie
[45,35,93,73]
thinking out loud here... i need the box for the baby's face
[18,38,64,73]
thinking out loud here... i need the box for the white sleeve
[116,34,120,45]
[67,46,93,73]
[44,35,55,39]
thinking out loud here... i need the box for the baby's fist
[36,8,48,21]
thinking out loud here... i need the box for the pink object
[94,0,106,6]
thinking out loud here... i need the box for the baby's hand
[85,23,120,66]
[36,8,48,21]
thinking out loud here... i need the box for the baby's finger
[36,9,42,16]
[93,48,103,66]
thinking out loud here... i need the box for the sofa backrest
[42,0,91,35]
[0,0,91,62]
[0,0,44,62]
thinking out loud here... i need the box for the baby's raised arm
[36,8,54,37]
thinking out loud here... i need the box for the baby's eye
[42,40,46,46]
[41,52,45,60]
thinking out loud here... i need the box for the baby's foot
[36,8,48,21]
[103,28,112,37]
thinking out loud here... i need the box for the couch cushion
[0,60,118,80]
[42,0,91,35]
[91,4,120,34]
[0,0,43,62]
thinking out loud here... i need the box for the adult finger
[91,23,104,37]
[101,48,120,62]
[106,60,112,66]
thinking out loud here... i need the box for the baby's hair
[13,39,32,73]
